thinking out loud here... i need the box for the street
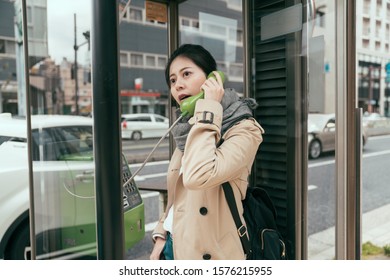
[122,138,169,164]
[307,134,390,234]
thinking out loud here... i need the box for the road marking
[308,185,318,191]
[308,160,335,168]
[122,143,169,151]
[141,191,160,199]
[363,149,390,158]
[309,149,390,168]
[129,160,169,168]
[369,134,390,140]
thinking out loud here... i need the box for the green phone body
[179,71,225,117]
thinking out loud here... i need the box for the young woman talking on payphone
[150,44,264,260]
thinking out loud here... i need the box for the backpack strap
[222,182,252,258]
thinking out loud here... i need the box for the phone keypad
[122,167,142,211]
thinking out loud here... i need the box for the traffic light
[82,31,90,50]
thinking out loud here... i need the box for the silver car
[308,114,368,159]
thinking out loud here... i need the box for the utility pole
[73,14,90,116]
[74,13,79,115]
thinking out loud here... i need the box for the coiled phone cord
[123,114,184,187]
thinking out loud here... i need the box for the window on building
[363,18,370,36]
[27,6,33,24]
[364,0,371,14]
[180,17,199,29]
[363,39,370,49]
[217,62,228,75]
[377,0,382,17]
[0,39,16,55]
[203,23,226,36]
[120,52,129,66]
[130,53,143,66]
[145,55,155,67]
[157,56,167,69]
[121,52,167,69]
[376,20,381,38]
[362,66,369,76]
[387,24,390,40]
[34,7,47,39]
[228,28,243,44]
[229,63,243,80]
[182,18,190,27]
[129,7,143,22]
[237,29,243,43]
[373,67,380,78]
[192,20,199,29]
[375,41,381,51]
[388,3,390,21]
[0,40,5,54]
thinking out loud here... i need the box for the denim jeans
[162,232,174,260]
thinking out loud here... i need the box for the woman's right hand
[201,71,225,103]
[150,237,166,260]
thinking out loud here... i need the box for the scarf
[171,88,258,151]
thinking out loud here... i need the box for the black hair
[165,44,217,87]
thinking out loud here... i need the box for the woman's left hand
[201,71,224,103]
[150,237,166,260]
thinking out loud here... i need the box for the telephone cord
[123,114,183,187]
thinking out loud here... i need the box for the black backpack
[222,183,287,260]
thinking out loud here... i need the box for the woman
[150,44,264,260]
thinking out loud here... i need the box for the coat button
[199,207,208,215]
[203,253,211,260]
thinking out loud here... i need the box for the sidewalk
[309,203,390,259]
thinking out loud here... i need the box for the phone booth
[6,0,364,261]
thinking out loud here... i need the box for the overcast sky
[47,0,91,65]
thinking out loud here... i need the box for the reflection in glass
[357,0,390,260]
[21,0,97,259]
[307,0,336,260]
[179,0,244,92]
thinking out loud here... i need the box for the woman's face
[169,56,207,105]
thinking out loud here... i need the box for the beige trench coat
[153,98,264,260]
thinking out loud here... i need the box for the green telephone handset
[179,71,226,117]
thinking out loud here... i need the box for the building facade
[357,0,390,116]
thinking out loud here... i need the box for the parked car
[121,113,169,140]
[308,113,368,159]
[0,113,144,260]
